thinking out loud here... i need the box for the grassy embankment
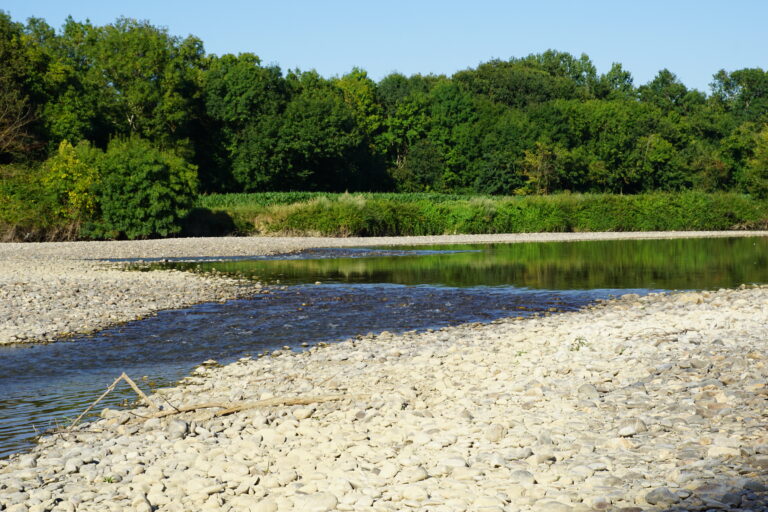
[193,191,768,237]
[3,190,766,240]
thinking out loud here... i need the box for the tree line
[1,12,767,237]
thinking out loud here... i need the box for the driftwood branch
[120,373,158,412]
[141,394,361,421]
[67,375,123,432]
[67,372,158,431]
[68,371,365,433]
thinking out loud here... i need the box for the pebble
[402,485,429,501]
[251,499,278,512]
[484,423,506,442]
[576,383,600,400]
[293,492,338,512]
[510,470,536,486]
[617,418,647,437]
[166,419,188,440]
[644,487,681,506]
[398,466,429,484]
[293,407,314,420]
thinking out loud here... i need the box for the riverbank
[1,285,766,511]
[2,231,767,345]
[201,192,768,237]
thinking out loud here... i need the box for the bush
[219,192,768,236]
[41,140,101,222]
[0,164,65,241]
[89,137,198,239]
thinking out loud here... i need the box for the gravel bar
[1,285,767,511]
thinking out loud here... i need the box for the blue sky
[4,0,766,93]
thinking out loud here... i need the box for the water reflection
[161,237,768,290]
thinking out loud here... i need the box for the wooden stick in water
[120,372,158,412]
[67,373,158,431]
[67,375,123,432]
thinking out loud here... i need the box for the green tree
[95,136,197,238]
[391,139,444,192]
[202,53,288,191]
[470,104,533,194]
[453,51,595,110]
[684,140,731,192]
[334,67,383,149]
[639,69,705,115]
[530,99,660,192]
[0,12,38,161]
[0,77,35,160]
[41,139,100,221]
[69,17,204,146]
[718,122,758,187]
[276,72,365,190]
[711,68,768,123]
[518,50,598,93]
[745,125,768,198]
[632,133,686,190]
[379,90,431,173]
[424,80,479,190]
[454,59,576,109]
[377,73,412,115]
[519,141,567,194]
[23,17,106,148]
[594,63,635,100]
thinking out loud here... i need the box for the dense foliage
[90,137,198,239]
[1,11,767,238]
[198,192,768,237]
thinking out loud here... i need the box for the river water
[1,237,766,458]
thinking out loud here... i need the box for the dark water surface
[1,237,766,458]
[164,237,768,290]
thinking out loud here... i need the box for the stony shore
[1,232,767,512]
[1,283,767,511]
[2,230,767,345]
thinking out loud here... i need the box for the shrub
[90,137,198,239]
[0,164,63,241]
[41,140,101,222]
[220,192,768,237]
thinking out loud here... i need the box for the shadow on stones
[641,470,768,512]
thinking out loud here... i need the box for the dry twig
[141,394,364,421]
[67,372,157,431]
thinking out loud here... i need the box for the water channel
[1,237,766,458]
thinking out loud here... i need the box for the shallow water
[160,237,768,290]
[1,236,766,458]
[0,284,612,458]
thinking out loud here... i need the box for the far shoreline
[1,230,768,261]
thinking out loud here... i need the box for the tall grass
[4,188,765,240]
[196,192,485,209]
[198,191,768,237]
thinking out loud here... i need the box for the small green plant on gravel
[569,336,589,351]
